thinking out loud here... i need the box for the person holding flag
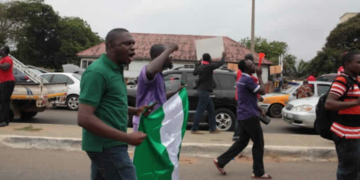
[132,43,185,132]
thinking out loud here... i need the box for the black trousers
[217,116,265,176]
[0,81,15,124]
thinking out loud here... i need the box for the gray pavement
[14,109,317,135]
[0,144,337,180]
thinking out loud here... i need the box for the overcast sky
[45,0,359,62]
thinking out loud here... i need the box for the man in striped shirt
[325,52,360,180]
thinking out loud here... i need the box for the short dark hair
[105,28,129,51]
[342,52,360,67]
[244,54,254,61]
[150,44,166,59]
[2,46,10,54]
[202,53,211,62]
[238,59,247,72]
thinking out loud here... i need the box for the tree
[282,54,296,77]
[291,60,308,78]
[240,37,288,64]
[57,17,103,65]
[308,13,360,74]
[0,1,22,45]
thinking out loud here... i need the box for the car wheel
[67,95,79,110]
[20,112,38,120]
[215,108,236,131]
[269,104,283,118]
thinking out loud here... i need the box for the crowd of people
[1,27,360,180]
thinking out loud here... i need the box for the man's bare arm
[146,43,178,80]
[78,104,146,146]
[325,94,360,111]
[0,63,10,71]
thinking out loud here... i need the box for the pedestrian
[325,52,360,180]
[132,43,185,132]
[191,52,227,134]
[296,80,313,99]
[213,59,272,179]
[307,71,317,89]
[0,46,15,127]
[273,74,283,93]
[77,28,154,180]
[233,54,263,141]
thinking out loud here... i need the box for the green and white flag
[133,88,189,180]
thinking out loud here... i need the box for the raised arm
[146,43,178,80]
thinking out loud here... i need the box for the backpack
[314,75,354,140]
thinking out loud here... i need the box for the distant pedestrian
[132,43,185,131]
[273,74,283,93]
[77,28,153,180]
[307,71,317,88]
[0,46,15,127]
[214,59,272,179]
[325,52,360,180]
[191,52,227,134]
[296,80,313,99]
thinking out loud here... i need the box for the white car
[41,73,81,110]
[281,81,331,129]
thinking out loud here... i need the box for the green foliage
[0,0,103,69]
[240,37,288,64]
[308,13,360,75]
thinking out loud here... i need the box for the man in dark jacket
[191,52,226,134]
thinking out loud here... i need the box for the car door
[215,73,237,107]
[316,83,331,96]
[40,74,54,82]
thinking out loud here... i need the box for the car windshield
[72,74,82,80]
[281,83,300,94]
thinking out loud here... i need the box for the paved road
[0,144,336,180]
[13,109,316,135]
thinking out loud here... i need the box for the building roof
[340,12,359,19]
[77,33,272,64]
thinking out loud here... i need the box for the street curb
[0,135,337,161]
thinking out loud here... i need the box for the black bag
[259,114,271,125]
[314,75,354,140]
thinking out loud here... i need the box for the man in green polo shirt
[78,28,152,180]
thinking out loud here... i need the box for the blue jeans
[333,133,360,180]
[192,91,216,131]
[87,145,137,180]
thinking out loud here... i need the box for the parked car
[127,66,238,131]
[281,82,331,129]
[259,81,332,118]
[41,73,81,110]
[13,67,30,82]
[316,73,337,82]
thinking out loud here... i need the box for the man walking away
[132,43,185,131]
[0,46,15,127]
[273,74,283,93]
[296,80,313,99]
[191,52,227,134]
[325,52,360,180]
[78,28,153,180]
[213,59,272,179]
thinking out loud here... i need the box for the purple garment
[132,66,167,131]
[236,73,260,121]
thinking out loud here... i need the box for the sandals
[213,159,226,175]
[252,173,272,179]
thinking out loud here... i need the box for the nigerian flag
[133,88,189,180]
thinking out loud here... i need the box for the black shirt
[193,57,225,92]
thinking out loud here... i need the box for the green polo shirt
[79,53,128,152]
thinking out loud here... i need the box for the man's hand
[222,51,227,58]
[166,43,179,52]
[136,105,154,117]
[256,67,262,77]
[258,96,264,102]
[127,132,147,146]
[259,109,266,117]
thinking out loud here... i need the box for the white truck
[8,55,68,120]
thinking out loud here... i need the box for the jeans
[0,81,15,124]
[217,117,265,176]
[333,133,360,180]
[233,120,239,137]
[192,90,216,131]
[87,145,137,180]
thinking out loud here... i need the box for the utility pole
[250,0,255,55]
